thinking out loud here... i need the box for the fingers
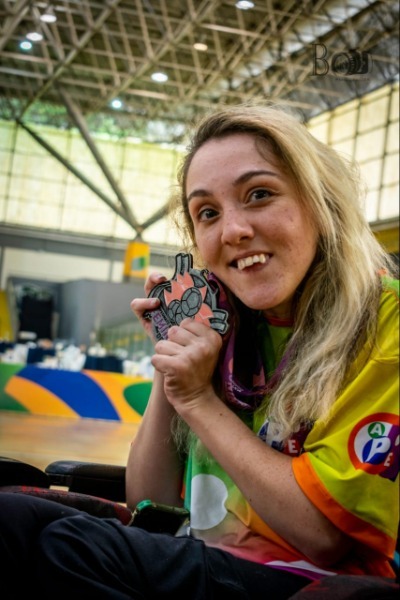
[144,272,167,296]
[154,319,222,355]
[130,296,159,318]
[151,320,222,404]
[173,319,223,349]
[130,273,168,342]
[130,272,167,319]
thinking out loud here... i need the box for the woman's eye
[248,188,271,202]
[198,207,218,221]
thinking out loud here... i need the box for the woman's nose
[220,209,254,245]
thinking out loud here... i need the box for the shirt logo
[348,413,399,481]
[258,420,311,456]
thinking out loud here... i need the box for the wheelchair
[1,455,398,599]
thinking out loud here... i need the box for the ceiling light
[151,72,168,83]
[193,42,208,51]
[40,11,57,24]
[20,40,33,50]
[26,32,43,42]
[111,98,123,109]
[235,1,255,9]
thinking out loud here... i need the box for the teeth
[237,254,267,271]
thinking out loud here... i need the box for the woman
[0,104,398,599]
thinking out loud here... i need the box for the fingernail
[154,273,165,281]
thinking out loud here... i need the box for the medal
[144,253,230,341]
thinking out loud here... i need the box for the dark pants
[0,493,309,599]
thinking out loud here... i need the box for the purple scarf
[208,273,290,411]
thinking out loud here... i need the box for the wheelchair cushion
[0,485,133,525]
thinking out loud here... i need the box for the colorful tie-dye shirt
[183,279,399,581]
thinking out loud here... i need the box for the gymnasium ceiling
[0,0,398,144]
[0,0,398,256]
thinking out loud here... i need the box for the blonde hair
[170,102,397,440]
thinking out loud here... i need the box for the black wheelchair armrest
[45,460,126,502]
[0,456,50,488]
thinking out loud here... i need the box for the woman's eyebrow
[187,169,281,203]
[187,188,211,203]
[234,169,281,186]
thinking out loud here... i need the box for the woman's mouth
[236,253,268,271]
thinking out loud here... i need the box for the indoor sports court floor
[0,411,140,471]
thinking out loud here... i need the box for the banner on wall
[123,241,149,279]
[0,363,151,422]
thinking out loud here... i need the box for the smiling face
[185,133,318,319]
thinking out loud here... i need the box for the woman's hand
[151,318,223,413]
[130,272,167,342]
